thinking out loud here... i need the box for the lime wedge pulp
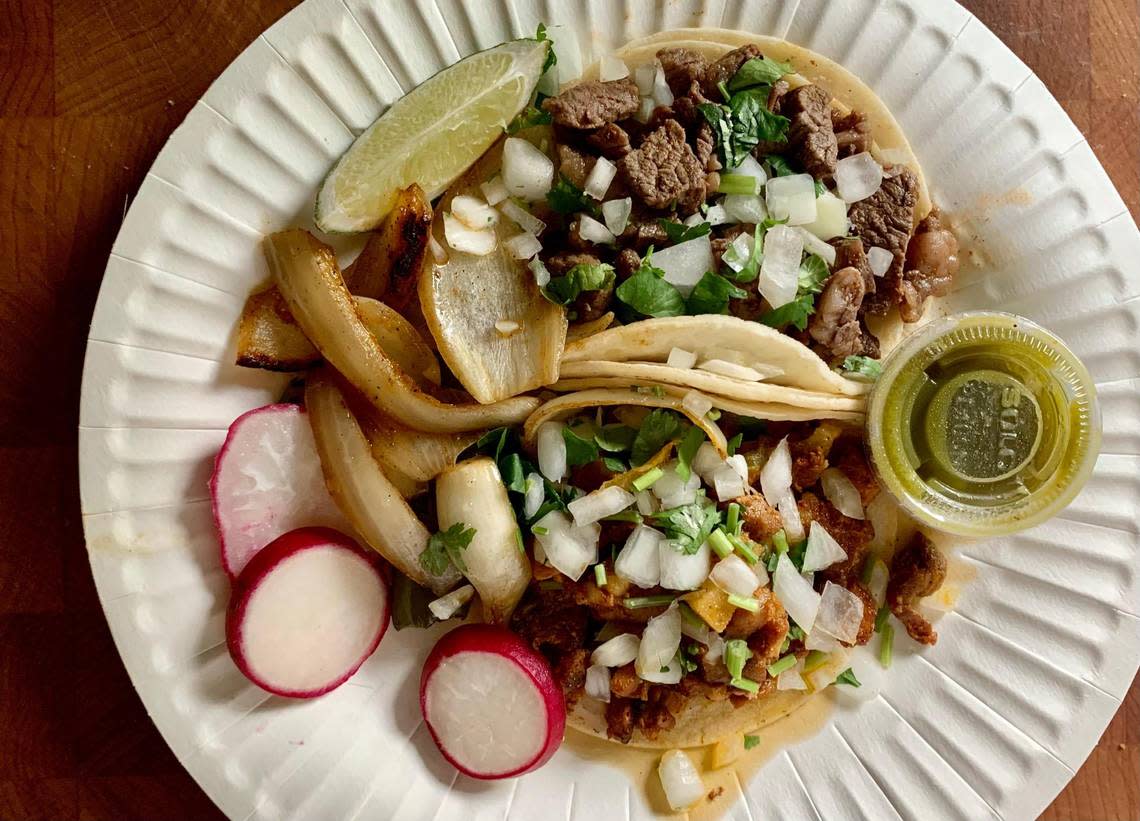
[316,38,549,233]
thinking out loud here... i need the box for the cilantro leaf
[763,155,796,177]
[726,432,743,455]
[419,522,476,576]
[760,293,815,331]
[615,251,686,318]
[730,88,789,146]
[499,452,527,492]
[743,734,761,750]
[728,57,794,92]
[542,261,614,306]
[630,408,683,465]
[390,570,439,630]
[475,426,512,462]
[535,23,557,75]
[842,355,883,381]
[687,270,747,315]
[798,253,830,295]
[507,105,552,134]
[675,425,706,483]
[546,175,596,215]
[596,423,637,453]
[659,219,712,244]
[814,179,828,197]
[562,425,599,467]
[602,455,628,473]
[834,667,862,687]
[650,498,721,554]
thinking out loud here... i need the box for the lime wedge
[316,38,549,233]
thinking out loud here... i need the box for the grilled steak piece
[587,122,633,159]
[809,266,867,359]
[702,44,763,98]
[657,47,709,100]
[850,166,919,313]
[833,109,872,158]
[780,84,838,179]
[543,79,641,129]
[618,119,707,214]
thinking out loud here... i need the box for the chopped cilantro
[595,423,637,453]
[562,425,599,467]
[798,253,830,294]
[727,57,794,92]
[764,155,796,177]
[726,432,743,455]
[507,105,552,134]
[535,23,557,75]
[630,408,683,464]
[687,270,747,315]
[615,249,686,318]
[759,293,815,331]
[698,91,790,169]
[649,498,721,554]
[602,455,628,473]
[743,734,761,750]
[659,219,712,244]
[834,667,862,687]
[542,261,614,306]
[546,175,597,215]
[675,425,707,482]
[419,522,476,576]
[842,355,883,381]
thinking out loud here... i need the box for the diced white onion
[696,359,765,382]
[494,319,521,336]
[451,194,500,229]
[602,197,632,235]
[529,257,551,287]
[428,234,448,264]
[692,442,724,481]
[503,231,542,260]
[765,173,817,225]
[585,663,611,702]
[636,603,682,680]
[584,156,618,200]
[867,246,893,277]
[641,655,682,684]
[652,63,674,107]
[802,521,847,572]
[804,647,852,692]
[710,554,762,597]
[796,227,837,266]
[658,541,711,591]
[541,24,582,84]
[711,462,746,501]
[578,213,617,245]
[502,137,554,201]
[721,231,755,274]
[615,525,663,588]
[568,485,636,527]
[778,491,805,541]
[443,213,496,256]
[681,390,713,418]
[821,467,865,520]
[776,657,807,690]
[833,645,886,704]
[835,152,884,204]
[704,203,730,226]
[592,633,641,667]
[814,581,865,644]
[667,347,697,370]
[759,437,793,507]
[868,558,889,606]
[635,489,658,515]
[653,234,714,296]
[804,628,842,652]
[723,194,768,225]
[427,584,474,620]
[536,421,567,481]
[599,54,630,82]
[802,191,848,241]
[532,510,599,581]
[651,464,700,509]
[634,64,656,95]
[726,454,748,481]
[635,95,655,123]
[499,198,546,235]
[480,175,510,205]
[773,553,821,633]
[734,153,768,185]
[758,224,803,309]
[523,472,545,518]
[658,749,706,811]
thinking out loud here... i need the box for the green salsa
[867,313,1100,537]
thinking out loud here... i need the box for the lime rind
[316,38,548,233]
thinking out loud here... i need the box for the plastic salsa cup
[866,312,1100,538]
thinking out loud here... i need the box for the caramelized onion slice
[361,411,480,482]
[435,457,531,624]
[268,229,538,433]
[523,388,728,457]
[420,141,567,404]
[345,184,433,307]
[236,287,320,372]
[305,371,459,595]
[354,297,441,387]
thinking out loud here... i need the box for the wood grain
[0,1,1136,819]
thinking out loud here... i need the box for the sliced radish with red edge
[226,527,389,698]
[211,403,352,578]
[420,624,565,779]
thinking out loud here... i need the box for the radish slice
[211,404,351,579]
[226,527,389,698]
[420,624,565,779]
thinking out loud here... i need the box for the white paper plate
[79,1,1140,819]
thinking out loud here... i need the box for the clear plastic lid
[866,313,1100,537]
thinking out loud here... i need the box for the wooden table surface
[1,1,1137,819]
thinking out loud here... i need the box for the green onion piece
[728,532,759,564]
[874,604,891,633]
[624,594,676,609]
[515,528,525,554]
[860,552,878,585]
[679,602,704,630]
[708,528,734,559]
[880,623,894,669]
[602,509,643,524]
[833,667,861,687]
[724,639,751,679]
[779,635,791,654]
[718,173,758,195]
[743,734,760,750]
[766,653,797,677]
[706,408,722,421]
[788,624,806,641]
[772,529,789,553]
[803,649,829,673]
[727,593,760,612]
[766,553,779,572]
[632,467,665,492]
[730,676,760,693]
[532,525,549,536]
[594,563,607,587]
[726,503,741,536]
